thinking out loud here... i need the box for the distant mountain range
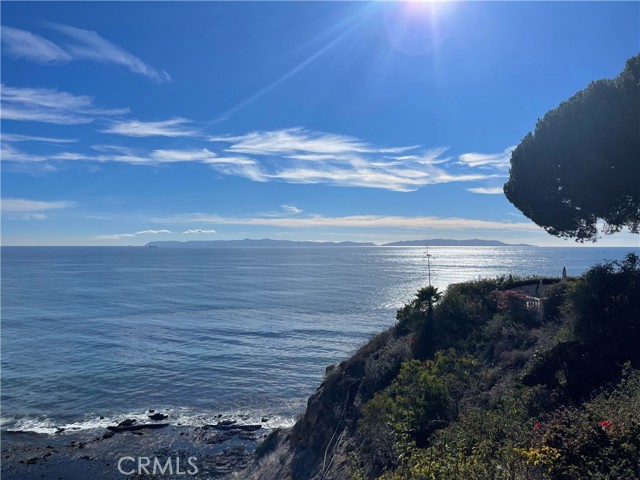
[145,238,533,248]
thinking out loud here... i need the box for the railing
[524,296,542,311]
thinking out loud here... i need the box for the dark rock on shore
[2,422,262,480]
[106,419,169,433]
[148,412,168,421]
[210,421,262,433]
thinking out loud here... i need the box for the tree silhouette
[504,54,640,241]
[415,285,442,318]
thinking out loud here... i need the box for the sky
[1,1,639,247]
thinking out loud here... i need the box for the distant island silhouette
[145,238,534,248]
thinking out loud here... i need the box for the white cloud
[1,116,513,193]
[1,26,71,63]
[94,229,172,240]
[0,105,96,125]
[459,146,515,169]
[2,197,75,219]
[1,197,75,212]
[51,23,170,82]
[1,141,267,176]
[467,187,505,195]
[208,128,492,191]
[93,148,219,165]
[52,148,259,169]
[210,127,416,156]
[2,24,170,82]
[155,212,540,232]
[183,229,217,234]
[281,205,302,214]
[135,229,172,235]
[265,163,490,192]
[389,147,452,165]
[1,143,49,163]
[211,161,268,182]
[1,84,128,124]
[102,118,196,137]
[1,133,77,143]
[93,233,137,240]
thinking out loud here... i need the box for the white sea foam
[4,408,296,435]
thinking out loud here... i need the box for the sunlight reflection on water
[1,245,635,431]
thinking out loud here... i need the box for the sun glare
[383,1,456,56]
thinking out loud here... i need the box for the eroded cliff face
[245,329,411,480]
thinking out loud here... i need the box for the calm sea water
[1,246,636,434]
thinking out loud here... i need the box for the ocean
[1,246,636,435]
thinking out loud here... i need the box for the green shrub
[360,337,412,401]
[413,286,493,358]
[537,366,640,479]
[380,397,535,480]
[524,254,640,400]
[481,313,538,364]
[570,253,640,359]
[377,369,640,480]
[360,350,479,453]
[395,302,422,334]
[542,282,569,323]
[362,359,454,448]
[356,263,640,479]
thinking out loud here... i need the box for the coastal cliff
[245,253,640,480]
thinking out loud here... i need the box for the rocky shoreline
[1,415,269,479]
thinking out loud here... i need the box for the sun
[383,1,456,56]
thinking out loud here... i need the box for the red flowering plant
[600,420,613,430]
[495,290,530,312]
[492,289,537,326]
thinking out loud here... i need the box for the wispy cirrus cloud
[1,26,71,63]
[1,197,75,220]
[101,118,197,137]
[266,165,488,192]
[458,146,515,169]
[93,229,172,240]
[2,141,265,180]
[281,204,303,214]
[2,117,510,193]
[0,145,57,175]
[52,148,259,169]
[1,133,78,143]
[1,197,76,212]
[1,84,129,124]
[153,212,540,232]
[183,229,217,234]
[467,187,505,195]
[135,229,172,235]
[209,128,490,192]
[1,143,49,163]
[210,127,417,155]
[1,24,170,82]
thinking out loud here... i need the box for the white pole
[425,248,432,286]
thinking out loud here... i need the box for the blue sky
[2,1,639,246]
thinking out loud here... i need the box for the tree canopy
[504,54,640,241]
